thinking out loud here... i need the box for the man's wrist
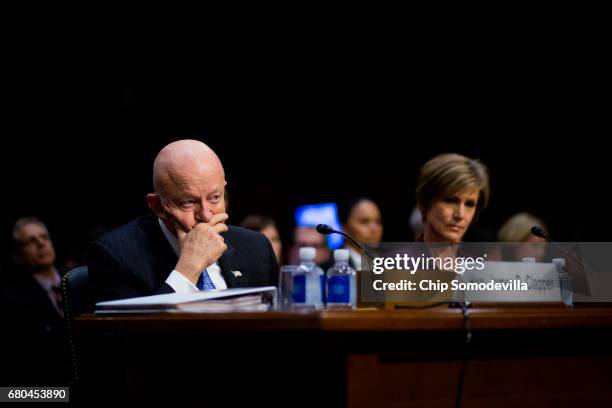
[165,270,199,293]
[174,262,200,284]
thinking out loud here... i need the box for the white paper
[96,286,277,309]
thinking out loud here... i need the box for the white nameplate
[462,261,561,302]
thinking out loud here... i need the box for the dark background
[2,54,608,270]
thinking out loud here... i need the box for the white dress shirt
[158,219,228,293]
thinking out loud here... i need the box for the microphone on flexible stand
[530,226,548,240]
[315,224,375,261]
[530,226,591,272]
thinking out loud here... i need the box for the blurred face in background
[424,187,479,243]
[14,223,56,269]
[261,224,282,264]
[514,234,547,262]
[344,200,383,246]
[293,227,331,265]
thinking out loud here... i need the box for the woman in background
[240,214,283,264]
[338,197,383,270]
[498,212,548,262]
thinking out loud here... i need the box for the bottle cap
[334,249,350,262]
[299,247,316,262]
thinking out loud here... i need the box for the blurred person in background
[498,212,548,262]
[287,226,331,266]
[241,214,282,264]
[337,197,383,270]
[1,217,70,385]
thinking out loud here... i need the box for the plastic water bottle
[553,258,573,307]
[292,247,325,309]
[326,249,357,310]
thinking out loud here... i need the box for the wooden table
[74,305,612,406]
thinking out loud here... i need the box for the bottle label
[292,274,306,303]
[328,276,350,303]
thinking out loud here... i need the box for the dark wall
[3,69,608,270]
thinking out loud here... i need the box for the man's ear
[146,193,166,220]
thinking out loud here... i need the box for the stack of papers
[95,286,277,313]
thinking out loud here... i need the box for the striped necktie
[196,269,216,290]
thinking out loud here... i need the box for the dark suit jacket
[89,216,278,303]
[0,269,70,385]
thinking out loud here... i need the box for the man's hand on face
[173,213,229,284]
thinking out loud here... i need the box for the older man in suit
[1,218,69,385]
[89,139,278,303]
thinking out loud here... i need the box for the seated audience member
[1,217,69,385]
[498,212,548,262]
[337,197,383,270]
[241,214,283,264]
[88,140,278,303]
[287,226,331,266]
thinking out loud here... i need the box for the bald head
[147,140,227,232]
[153,140,224,195]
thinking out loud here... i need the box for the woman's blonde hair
[498,212,546,242]
[416,153,490,218]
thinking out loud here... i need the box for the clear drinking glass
[278,265,299,310]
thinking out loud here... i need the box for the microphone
[315,224,335,235]
[530,226,591,273]
[315,224,374,261]
[530,226,548,240]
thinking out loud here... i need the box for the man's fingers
[171,218,188,241]
[212,223,229,235]
[208,212,229,226]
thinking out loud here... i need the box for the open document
[95,286,277,313]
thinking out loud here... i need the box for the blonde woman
[416,153,490,244]
[498,212,547,261]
